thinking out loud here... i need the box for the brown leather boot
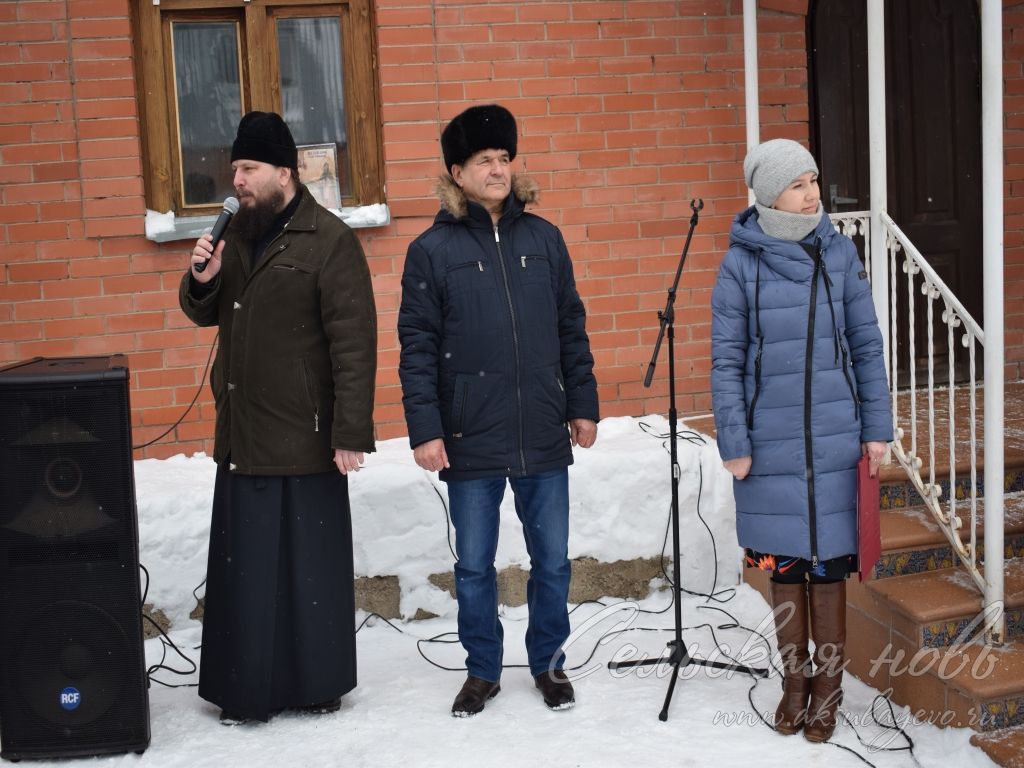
[769,579,811,735]
[804,579,847,743]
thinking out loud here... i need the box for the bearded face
[229,160,293,241]
[231,183,286,242]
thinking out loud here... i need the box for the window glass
[277,17,351,199]
[171,21,242,207]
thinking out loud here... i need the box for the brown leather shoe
[451,676,500,717]
[534,669,575,710]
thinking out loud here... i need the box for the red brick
[7,221,68,241]
[37,239,99,259]
[42,276,107,300]
[518,4,571,22]
[0,124,32,144]
[0,203,37,224]
[79,157,142,178]
[31,81,74,102]
[0,83,32,103]
[33,162,80,182]
[0,22,55,43]
[375,7,433,26]
[82,197,144,219]
[32,122,76,142]
[19,43,71,63]
[0,99,58,121]
[76,97,135,119]
[70,38,131,59]
[17,2,64,21]
[69,18,130,38]
[69,0,131,19]
[16,339,78,358]
[0,281,42,302]
[73,78,135,99]
[44,316,105,338]
[44,194,82,220]
[13,298,74,321]
[107,312,166,333]
[81,177,144,199]
[0,320,44,342]
[72,332,136,357]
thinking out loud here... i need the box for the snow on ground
[15,416,997,767]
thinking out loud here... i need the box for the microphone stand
[608,199,767,721]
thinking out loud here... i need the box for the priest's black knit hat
[440,104,517,175]
[230,111,298,171]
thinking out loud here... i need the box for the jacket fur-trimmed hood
[435,174,540,219]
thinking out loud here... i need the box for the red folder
[857,454,882,582]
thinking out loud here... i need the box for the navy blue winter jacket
[398,175,599,480]
[711,207,893,562]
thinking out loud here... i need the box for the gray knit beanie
[743,139,818,207]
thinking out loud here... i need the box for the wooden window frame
[132,0,383,217]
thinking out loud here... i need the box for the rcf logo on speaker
[59,687,82,711]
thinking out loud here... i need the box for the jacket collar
[235,186,317,281]
[281,185,319,232]
[434,174,540,224]
[730,205,838,282]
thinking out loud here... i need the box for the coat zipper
[452,379,468,437]
[494,225,527,473]
[804,238,823,568]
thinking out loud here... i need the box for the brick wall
[0,0,1020,459]
[365,0,811,442]
[1005,0,1024,380]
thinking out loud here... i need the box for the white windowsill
[145,203,391,243]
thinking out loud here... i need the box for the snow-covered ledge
[145,203,391,243]
[134,416,739,629]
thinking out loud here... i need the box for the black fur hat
[441,104,517,175]
[230,111,298,171]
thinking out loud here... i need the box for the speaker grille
[0,356,150,760]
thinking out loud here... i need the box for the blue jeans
[446,467,571,682]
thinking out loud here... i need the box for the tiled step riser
[847,594,1024,732]
[879,468,1024,511]
[876,533,1024,579]
[975,696,1024,731]
[921,606,1024,648]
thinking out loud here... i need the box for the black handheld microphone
[195,196,239,273]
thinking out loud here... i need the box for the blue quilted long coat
[711,207,893,563]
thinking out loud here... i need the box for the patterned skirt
[743,549,856,580]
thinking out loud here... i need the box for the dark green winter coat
[179,187,377,474]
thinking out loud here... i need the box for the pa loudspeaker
[0,356,150,761]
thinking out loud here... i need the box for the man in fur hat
[180,111,377,724]
[398,104,600,716]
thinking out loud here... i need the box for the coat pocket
[447,371,503,441]
[839,341,861,421]
[298,357,320,433]
[450,376,469,438]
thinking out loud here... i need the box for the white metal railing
[831,210,1004,643]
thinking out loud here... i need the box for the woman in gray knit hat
[710,139,892,742]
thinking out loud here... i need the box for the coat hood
[434,173,540,220]
[729,205,839,282]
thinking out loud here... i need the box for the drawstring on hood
[736,208,845,432]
